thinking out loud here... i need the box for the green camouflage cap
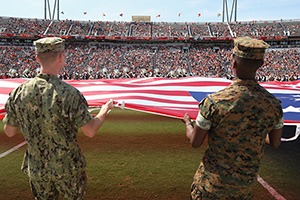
[233,36,270,60]
[34,37,65,53]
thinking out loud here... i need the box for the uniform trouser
[29,169,87,200]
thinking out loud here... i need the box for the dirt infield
[0,133,25,147]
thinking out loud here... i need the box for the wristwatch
[186,122,194,127]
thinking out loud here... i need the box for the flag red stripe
[86,95,198,105]
[80,90,192,96]
[69,81,232,88]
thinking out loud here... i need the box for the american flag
[0,77,300,125]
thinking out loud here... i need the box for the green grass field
[0,109,299,200]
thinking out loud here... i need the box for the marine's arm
[265,116,284,148]
[80,99,114,138]
[183,113,209,148]
[265,128,283,149]
[4,124,20,137]
[3,94,20,137]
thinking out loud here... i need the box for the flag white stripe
[77,85,227,92]
[0,94,9,104]
[85,93,196,102]
[67,77,233,85]
[92,98,198,108]
[266,89,300,94]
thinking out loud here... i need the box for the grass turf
[0,109,299,199]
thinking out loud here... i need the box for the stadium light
[44,0,60,20]
[222,0,238,23]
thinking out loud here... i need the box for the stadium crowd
[1,43,299,82]
[1,16,300,81]
[1,16,300,37]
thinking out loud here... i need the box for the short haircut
[233,54,263,71]
[36,52,61,66]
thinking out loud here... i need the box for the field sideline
[0,109,299,200]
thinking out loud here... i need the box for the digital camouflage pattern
[233,36,270,60]
[191,79,283,200]
[3,74,93,187]
[30,169,87,199]
[34,37,65,53]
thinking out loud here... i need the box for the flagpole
[57,0,59,20]
[44,0,46,19]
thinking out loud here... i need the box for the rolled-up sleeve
[3,92,19,127]
[70,91,93,128]
[196,97,215,130]
[273,116,284,130]
[195,111,212,130]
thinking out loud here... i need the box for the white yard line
[257,175,286,200]
[0,141,26,158]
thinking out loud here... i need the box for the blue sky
[1,0,300,22]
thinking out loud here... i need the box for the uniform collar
[37,73,59,80]
[232,78,259,86]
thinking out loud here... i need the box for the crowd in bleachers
[0,17,50,35]
[1,43,299,82]
[0,45,39,78]
[1,16,300,37]
[210,23,231,37]
[1,16,300,81]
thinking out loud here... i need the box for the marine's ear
[260,60,264,67]
[35,55,41,64]
[232,59,237,69]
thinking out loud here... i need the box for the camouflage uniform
[191,37,284,199]
[3,37,93,200]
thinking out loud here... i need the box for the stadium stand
[209,22,232,37]
[152,22,171,37]
[1,16,300,81]
[2,16,300,37]
[131,22,152,37]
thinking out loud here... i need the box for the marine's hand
[182,113,192,124]
[100,99,115,114]
[106,99,115,110]
[81,99,115,138]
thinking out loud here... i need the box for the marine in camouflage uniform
[183,36,284,199]
[3,37,114,200]
[4,73,92,199]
